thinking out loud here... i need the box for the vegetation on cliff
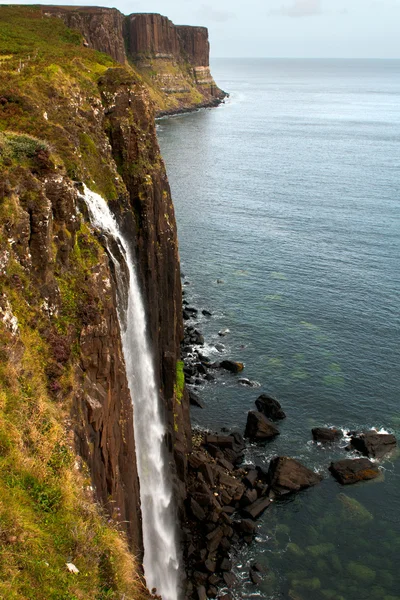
[0,6,164,598]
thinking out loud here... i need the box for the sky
[6,0,400,58]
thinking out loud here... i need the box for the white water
[82,185,180,600]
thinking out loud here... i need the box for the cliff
[44,6,226,115]
[0,5,192,597]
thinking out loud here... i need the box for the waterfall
[82,185,180,600]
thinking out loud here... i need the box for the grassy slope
[0,7,150,600]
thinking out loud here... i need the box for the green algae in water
[291,367,310,380]
[347,562,376,584]
[271,271,288,280]
[306,543,335,558]
[337,493,373,525]
[268,357,284,368]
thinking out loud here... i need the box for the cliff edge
[43,6,226,115]
[0,5,194,597]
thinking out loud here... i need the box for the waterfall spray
[82,185,180,600]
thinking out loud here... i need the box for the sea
[156,59,400,600]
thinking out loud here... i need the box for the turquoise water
[157,59,400,600]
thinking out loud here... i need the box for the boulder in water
[350,431,396,458]
[244,411,280,440]
[312,427,342,443]
[220,360,244,373]
[267,456,322,495]
[255,393,286,420]
[329,458,380,485]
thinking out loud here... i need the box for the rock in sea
[312,427,342,443]
[350,430,396,458]
[329,458,380,485]
[255,393,286,420]
[267,456,323,495]
[244,411,280,441]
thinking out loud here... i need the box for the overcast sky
[7,0,400,58]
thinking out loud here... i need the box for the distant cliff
[44,6,226,115]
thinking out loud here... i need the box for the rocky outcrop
[44,6,126,63]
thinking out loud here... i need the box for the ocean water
[157,59,400,600]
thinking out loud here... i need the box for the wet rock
[218,328,230,336]
[234,519,256,535]
[222,572,236,588]
[350,431,396,458]
[244,411,280,441]
[220,558,232,571]
[218,595,232,600]
[240,487,258,506]
[214,343,225,352]
[204,558,216,573]
[329,458,380,485]
[220,360,244,373]
[242,496,272,519]
[190,498,206,521]
[238,378,256,387]
[249,566,262,585]
[267,456,322,495]
[202,309,212,316]
[312,427,342,443]
[189,390,205,409]
[255,393,286,420]
[204,373,215,382]
[243,469,258,488]
[204,435,235,449]
[197,584,207,600]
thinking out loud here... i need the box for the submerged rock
[244,411,280,441]
[329,458,380,485]
[350,431,396,458]
[267,456,322,495]
[255,393,286,420]
[312,427,342,443]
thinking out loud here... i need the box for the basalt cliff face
[44,6,226,115]
[0,4,204,598]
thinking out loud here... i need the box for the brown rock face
[43,6,126,63]
[125,13,181,58]
[176,25,210,66]
[99,67,192,511]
